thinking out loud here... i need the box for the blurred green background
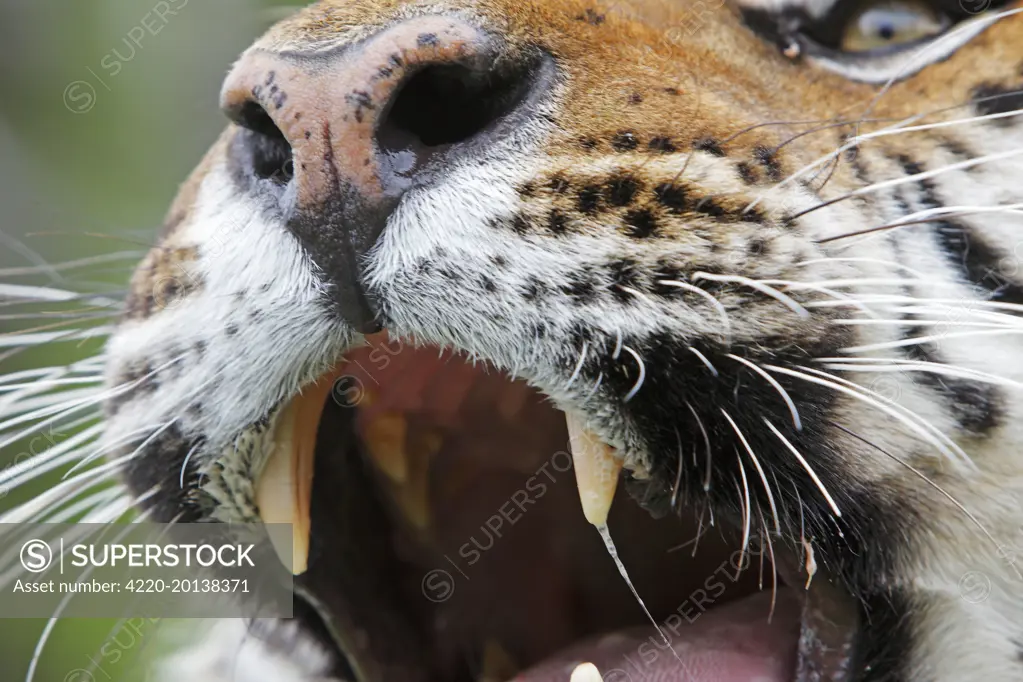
[0,1,306,679]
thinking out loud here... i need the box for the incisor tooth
[566,412,623,527]
[570,662,603,682]
[364,412,409,484]
[256,370,339,575]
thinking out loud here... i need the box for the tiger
[3,0,1023,680]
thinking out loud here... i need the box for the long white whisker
[791,147,1023,221]
[727,354,802,431]
[817,358,1023,390]
[0,423,104,494]
[688,346,719,377]
[693,272,810,318]
[736,454,752,571]
[763,418,841,518]
[566,341,588,387]
[685,400,713,492]
[722,410,781,535]
[796,256,930,278]
[64,418,178,481]
[656,279,732,344]
[853,108,1023,141]
[841,329,1023,353]
[765,365,971,467]
[180,442,202,490]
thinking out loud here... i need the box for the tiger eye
[840,0,946,52]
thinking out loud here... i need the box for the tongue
[511,589,799,682]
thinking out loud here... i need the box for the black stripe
[899,155,1023,305]
[891,158,1006,435]
[849,588,916,682]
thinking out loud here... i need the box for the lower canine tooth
[570,662,603,682]
[256,370,339,575]
[565,412,623,527]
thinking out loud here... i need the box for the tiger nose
[220,16,546,332]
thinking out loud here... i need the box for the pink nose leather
[221,16,490,204]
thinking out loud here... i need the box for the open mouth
[251,333,849,682]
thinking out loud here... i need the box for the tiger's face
[89,0,1023,679]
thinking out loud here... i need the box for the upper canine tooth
[256,370,339,575]
[364,412,409,484]
[570,662,603,682]
[565,412,622,528]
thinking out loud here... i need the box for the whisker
[765,365,971,467]
[727,355,802,431]
[722,409,781,535]
[180,442,202,490]
[693,272,809,318]
[816,358,1023,390]
[790,147,1023,222]
[735,454,752,579]
[657,279,732,344]
[0,251,144,278]
[763,418,841,518]
[670,425,684,509]
[685,400,713,492]
[621,345,646,402]
[64,418,178,480]
[688,346,719,377]
[566,341,588,387]
[817,202,1023,244]
[796,256,929,279]
[841,329,1023,353]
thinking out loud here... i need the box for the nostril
[378,59,537,152]
[228,100,295,184]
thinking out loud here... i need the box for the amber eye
[840,0,947,52]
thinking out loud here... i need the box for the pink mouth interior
[336,335,798,682]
